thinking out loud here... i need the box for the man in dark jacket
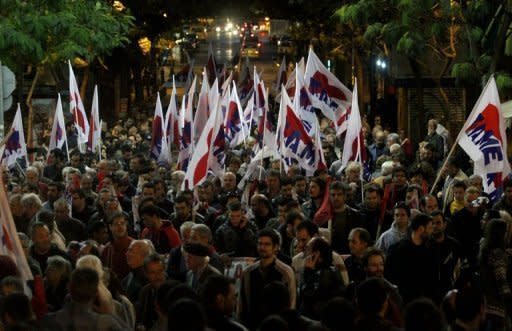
[385,213,439,304]
[328,181,363,254]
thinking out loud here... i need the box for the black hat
[183,242,209,257]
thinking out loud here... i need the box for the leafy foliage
[0,0,134,70]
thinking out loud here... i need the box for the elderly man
[122,239,155,302]
[53,198,86,243]
[25,166,48,201]
[21,193,42,223]
[184,242,221,292]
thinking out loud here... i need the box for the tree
[0,0,133,146]
[335,0,512,135]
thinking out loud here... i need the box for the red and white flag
[182,93,223,190]
[194,69,210,143]
[304,48,352,134]
[178,76,196,171]
[1,104,28,168]
[150,93,168,164]
[253,67,266,117]
[340,78,366,173]
[225,81,247,147]
[164,77,180,161]
[48,94,69,161]
[457,76,511,202]
[68,61,90,151]
[294,63,316,136]
[280,57,304,101]
[88,85,101,157]
[276,85,318,175]
[275,56,287,94]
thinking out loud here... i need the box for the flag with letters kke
[457,76,511,202]
[339,79,367,175]
[68,61,90,151]
[178,76,197,172]
[276,86,320,175]
[304,49,352,135]
[225,82,247,148]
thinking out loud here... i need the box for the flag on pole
[207,43,217,86]
[0,171,33,283]
[209,92,226,177]
[243,93,255,134]
[304,48,352,134]
[254,88,276,155]
[182,94,222,190]
[178,76,196,171]
[457,76,511,202]
[253,67,266,117]
[165,76,180,149]
[294,63,316,136]
[339,78,367,175]
[88,85,101,156]
[275,56,287,94]
[276,86,318,175]
[68,60,90,151]
[279,57,304,101]
[1,104,28,168]
[225,81,247,148]
[48,94,69,162]
[150,93,167,163]
[194,69,210,142]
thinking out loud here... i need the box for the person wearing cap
[183,242,221,292]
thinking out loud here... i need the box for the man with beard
[301,177,325,221]
[385,213,439,304]
[382,166,409,212]
[358,184,385,239]
[369,131,388,169]
[239,229,296,329]
[429,210,461,298]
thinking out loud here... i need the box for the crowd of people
[0,110,509,331]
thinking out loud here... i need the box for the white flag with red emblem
[340,79,367,174]
[1,104,28,168]
[48,94,69,161]
[68,61,90,150]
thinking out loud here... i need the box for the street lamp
[376,58,387,70]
